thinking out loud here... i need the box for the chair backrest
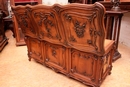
[12,2,106,55]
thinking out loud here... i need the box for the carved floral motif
[69,35,77,42]
[88,12,102,51]
[64,13,87,38]
[74,20,87,38]
[20,13,28,28]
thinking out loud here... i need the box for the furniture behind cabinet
[0,11,8,52]
[10,0,42,46]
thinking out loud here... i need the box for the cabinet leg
[28,57,31,61]
[112,50,121,62]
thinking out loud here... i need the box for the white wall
[119,12,130,48]
[42,0,68,5]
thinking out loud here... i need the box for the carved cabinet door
[69,49,97,83]
[27,37,44,63]
[44,42,67,74]
[13,8,37,37]
[60,9,96,50]
[60,7,105,53]
[30,7,64,44]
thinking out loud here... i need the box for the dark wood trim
[99,1,130,11]
[0,11,8,52]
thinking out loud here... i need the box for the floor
[0,30,130,87]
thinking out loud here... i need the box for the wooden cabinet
[10,0,42,46]
[0,11,8,52]
[12,3,115,87]
[104,10,128,61]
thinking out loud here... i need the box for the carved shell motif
[53,6,61,13]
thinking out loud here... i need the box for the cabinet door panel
[30,7,63,44]
[70,49,97,82]
[13,8,37,37]
[44,42,67,73]
[28,37,44,63]
[60,7,105,54]
[61,10,93,47]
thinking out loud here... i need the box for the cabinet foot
[0,37,8,52]
[112,50,121,62]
